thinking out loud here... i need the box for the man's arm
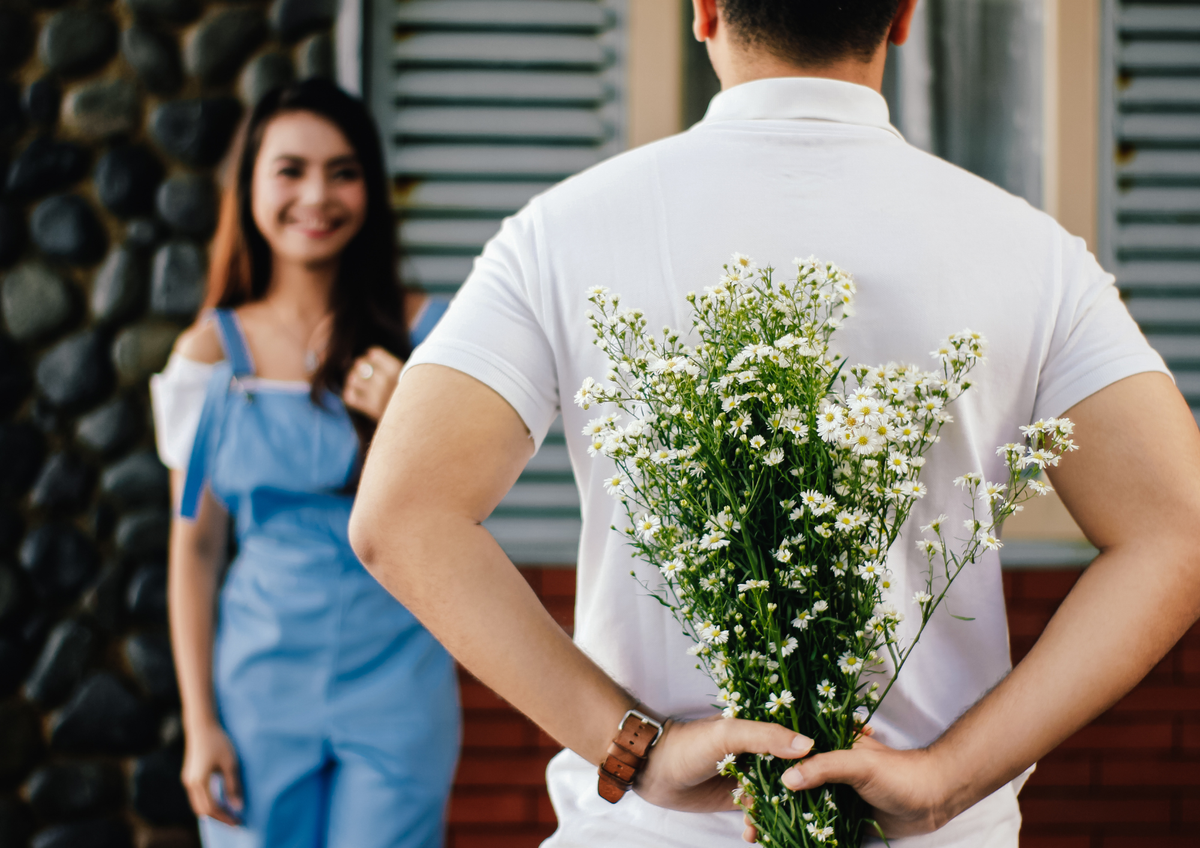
[782,372,1200,836]
[349,364,815,812]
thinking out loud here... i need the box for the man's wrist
[597,708,666,803]
[920,743,979,828]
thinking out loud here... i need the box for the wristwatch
[597,709,665,803]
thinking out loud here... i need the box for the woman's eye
[278,166,302,178]
[333,168,362,182]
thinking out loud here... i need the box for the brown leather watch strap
[597,711,662,804]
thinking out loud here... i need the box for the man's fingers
[781,748,868,792]
[718,718,813,761]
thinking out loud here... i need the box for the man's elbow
[348,498,390,573]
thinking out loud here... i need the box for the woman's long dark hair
[205,79,409,453]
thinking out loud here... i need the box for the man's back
[408,77,1166,847]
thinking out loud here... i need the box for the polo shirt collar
[701,77,903,140]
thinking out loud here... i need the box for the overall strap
[212,309,256,377]
[178,362,232,519]
[409,296,450,348]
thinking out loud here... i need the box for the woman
[151,80,458,848]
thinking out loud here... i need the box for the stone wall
[0,1,337,845]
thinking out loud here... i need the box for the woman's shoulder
[174,315,226,365]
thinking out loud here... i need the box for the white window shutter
[1101,2,1200,421]
[367,0,628,563]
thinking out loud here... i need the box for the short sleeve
[1032,230,1171,421]
[150,354,216,470]
[404,207,560,450]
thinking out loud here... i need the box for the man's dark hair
[718,0,903,65]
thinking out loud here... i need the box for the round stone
[298,33,333,80]
[101,450,168,508]
[0,798,33,848]
[24,77,62,128]
[95,145,164,220]
[31,195,108,266]
[2,261,74,343]
[0,82,24,143]
[112,322,179,384]
[39,9,119,78]
[186,7,268,86]
[0,638,29,698]
[126,563,166,622]
[115,509,170,558]
[241,51,294,106]
[150,240,206,318]
[123,0,202,26]
[30,396,68,435]
[91,246,148,326]
[271,0,336,44]
[0,422,45,497]
[156,174,216,238]
[81,560,124,634]
[51,672,157,755]
[0,337,30,418]
[124,631,176,703]
[126,218,165,250]
[24,618,96,708]
[19,522,98,601]
[0,10,33,73]
[0,203,26,269]
[89,505,117,545]
[30,451,94,513]
[7,137,89,201]
[27,762,123,821]
[132,747,191,826]
[37,330,114,411]
[150,97,242,168]
[121,25,182,98]
[31,819,133,848]
[0,502,20,553]
[0,563,24,626]
[62,79,140,140]
[76,395,143,458]
[0,699,42,783]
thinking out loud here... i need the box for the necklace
[266,301,332,375]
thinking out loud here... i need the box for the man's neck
[715,49,887,94]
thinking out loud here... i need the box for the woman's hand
[181,720,243,825]
[343,347,404,421]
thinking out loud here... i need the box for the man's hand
[739,372,1200,842]
[638,716,813,812]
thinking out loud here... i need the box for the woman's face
[250,110,368,268]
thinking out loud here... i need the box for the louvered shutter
[367,1,627,563]
[1101,2,1200,422]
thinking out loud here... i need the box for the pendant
[305,350,319,374]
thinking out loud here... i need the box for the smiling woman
[148,80,459,848]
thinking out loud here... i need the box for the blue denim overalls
[180,307,458,848]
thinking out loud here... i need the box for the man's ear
[692,0,720,42]
[889,0,920,46]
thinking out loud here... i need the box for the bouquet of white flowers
[576,255,1076,847]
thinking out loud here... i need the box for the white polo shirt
[407,77,1168,848]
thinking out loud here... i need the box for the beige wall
[1043,0,1102,251]
[1007,0,1101,542]
[626,0,685,148]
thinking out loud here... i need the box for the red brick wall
[1008,570,1200,848]
[447,568,1199,848]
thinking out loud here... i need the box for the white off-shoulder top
[150,354,216,471]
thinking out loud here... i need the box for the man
[348,1,1200,845]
